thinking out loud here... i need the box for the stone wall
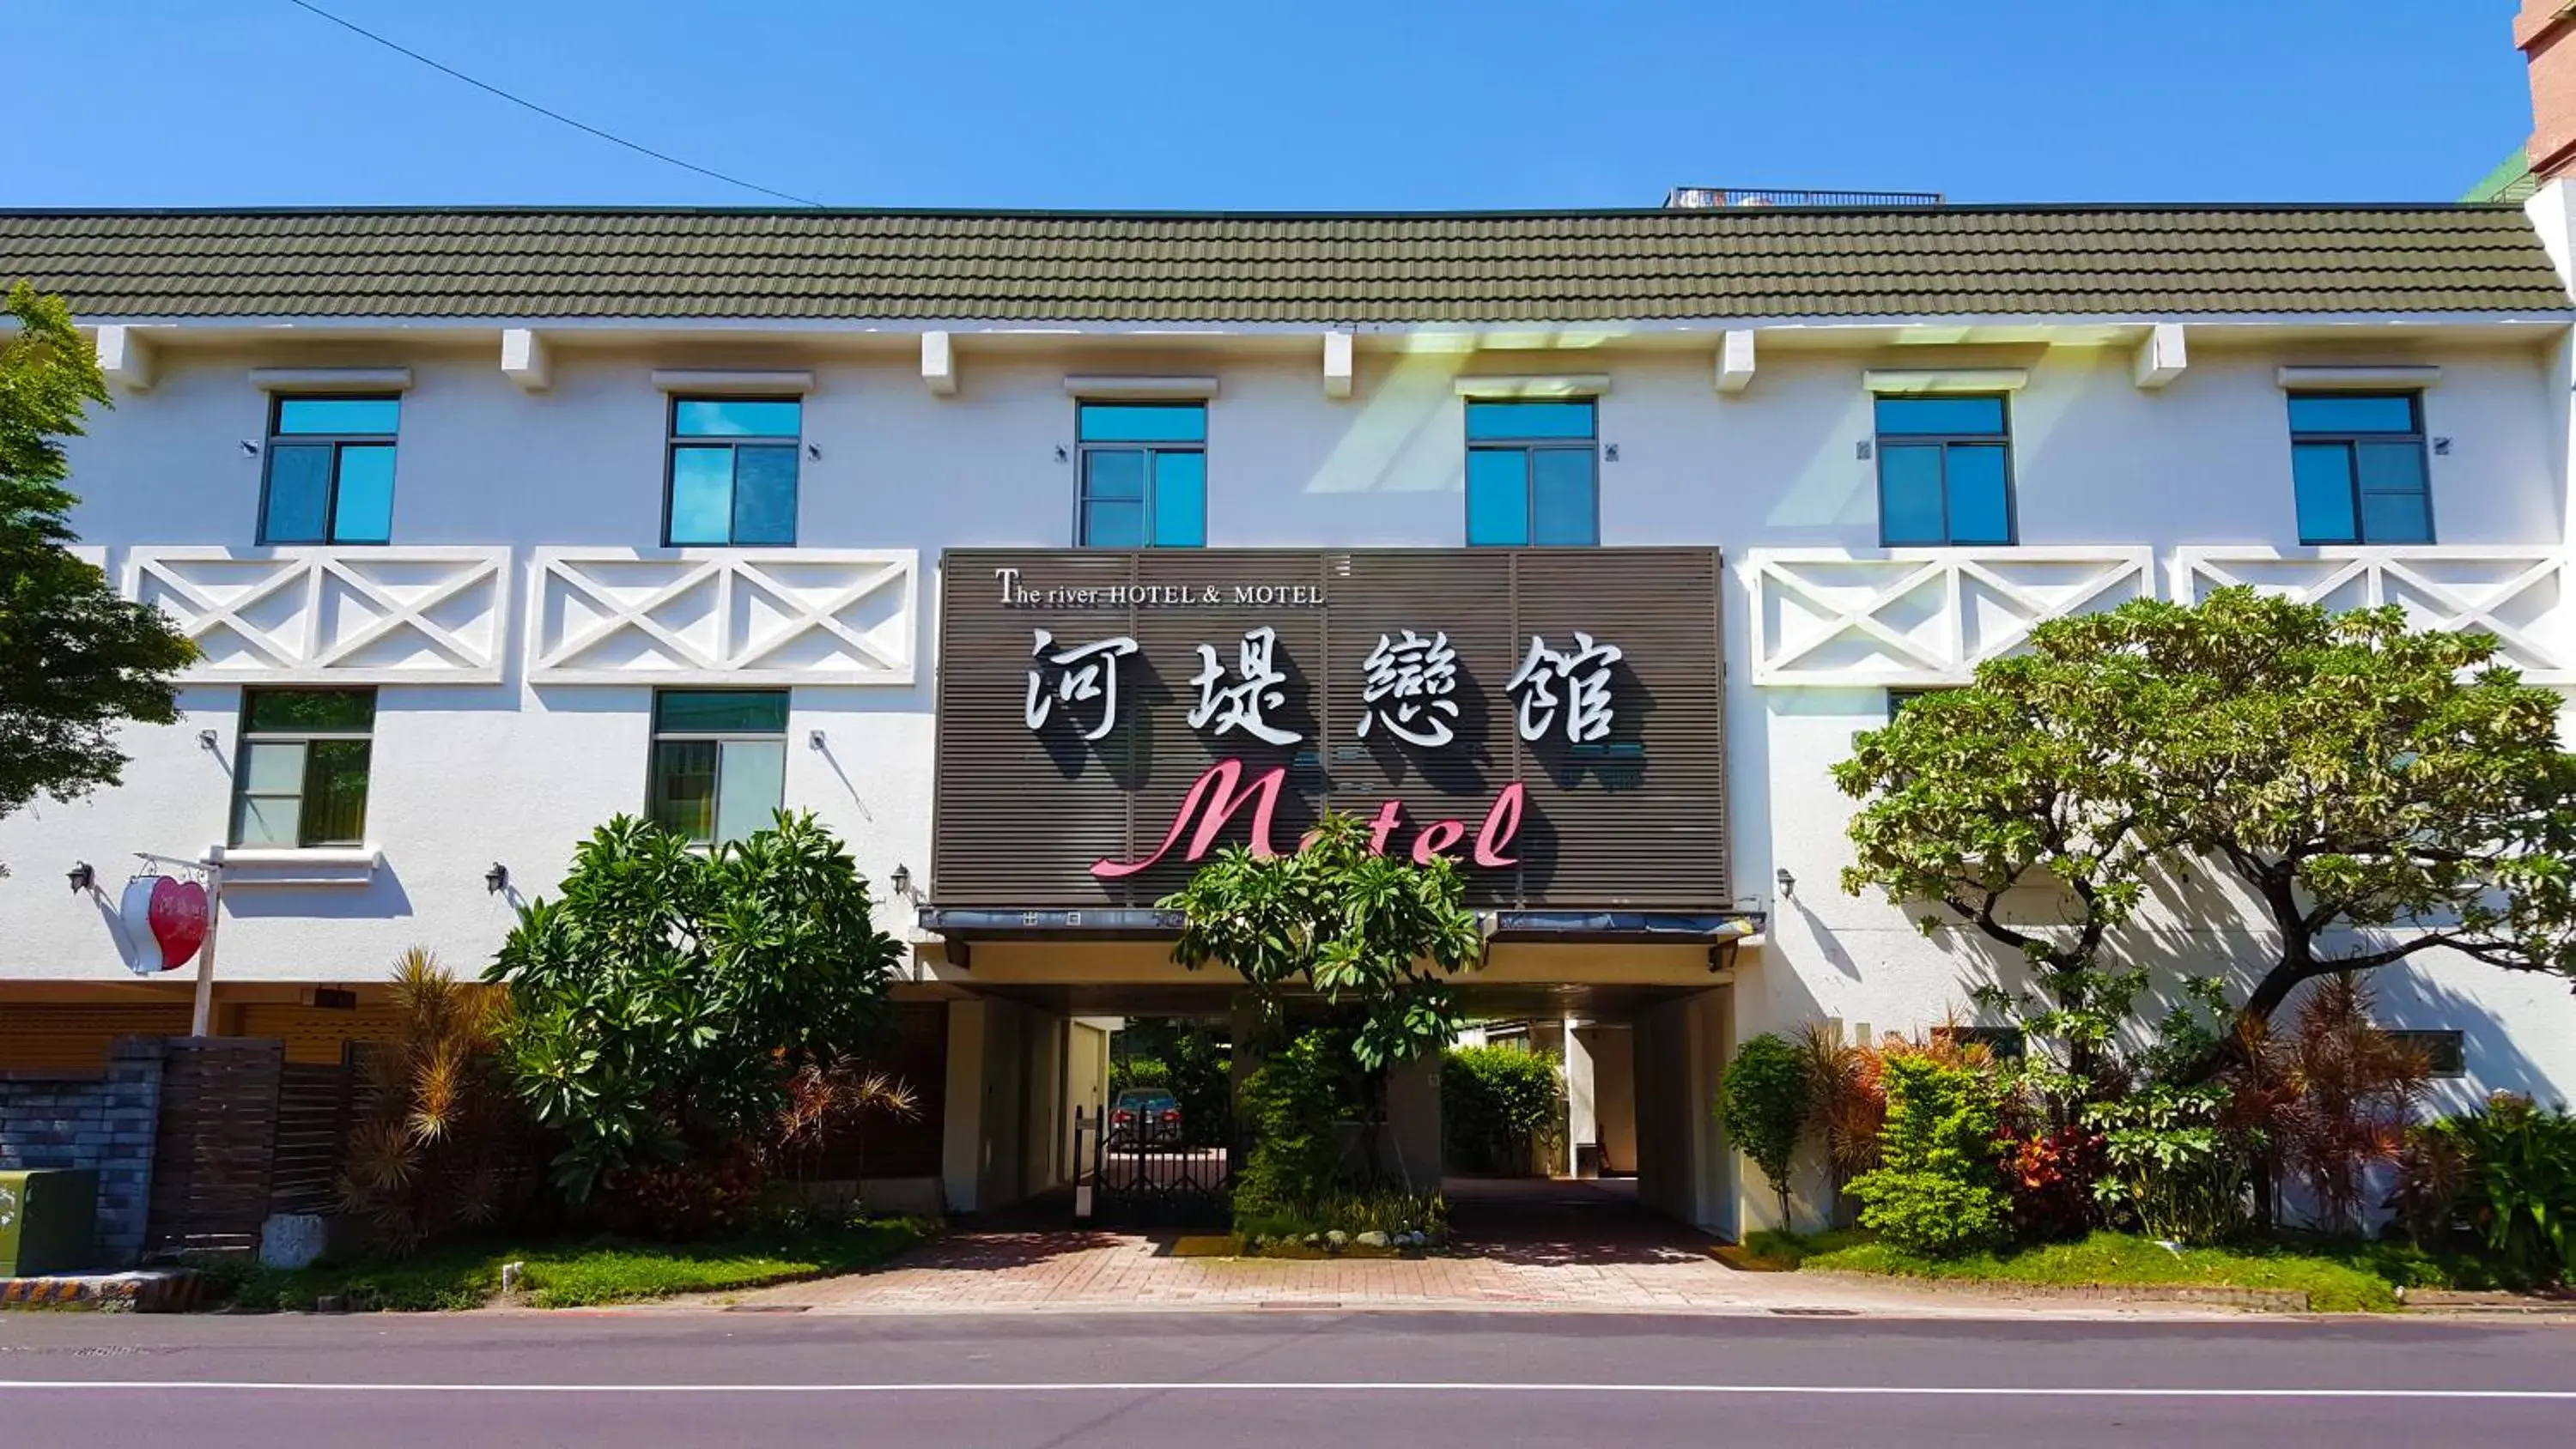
[0,1036,164,1267]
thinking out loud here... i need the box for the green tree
[0,282,196,845]
[1716,1032,1812,1227]
[1838,587,2576,1067]
[1164,809,1482,1072]
[488,811,901,1199]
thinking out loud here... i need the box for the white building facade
[8,193,2576,1235]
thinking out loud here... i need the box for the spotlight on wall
[805,443,822,460]
[808,729,827,750]
[1053,445,1069,463]
[197,729,219,750]
[239,440,259,457]
[484,862,508,895]
[890,864,914,900]
[67,861,94,894]
[1774,867,1796,900]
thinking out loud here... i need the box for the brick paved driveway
[707,1180,2039,1317]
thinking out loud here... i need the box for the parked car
[1108,1088,1182,1148]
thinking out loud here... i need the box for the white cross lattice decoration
[2174,546,2574,683]
[125,547,512,684]
[1747,548,2154,686]
[528,549,918,685]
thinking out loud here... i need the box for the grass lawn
[201,1217,935,1312]
[1738,1228,2472,1313]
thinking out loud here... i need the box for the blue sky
[14,1,2537,209]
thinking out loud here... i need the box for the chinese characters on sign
[1023,630,1139,743]
[1187,627,1302,745]
[1507,631,1625,744]
[1358,629,1461,747]
[1023,626,1625,749]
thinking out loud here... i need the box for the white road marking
[0,1381,2572,1400]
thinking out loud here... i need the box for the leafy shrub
[1845,1051,2008,1257]
[1717,1033,1812,1225]
[2400,1093,2576,1286]
[488,811,901,1200]
[1995,1123,2104,1242]
[2086,1083,2258,1244]
[339,949,536,1254]
[596,1147,768,1240]
[1235,1029,1361,1223]
[1443,1044,1564,1174]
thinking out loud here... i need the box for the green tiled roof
[0,204,2565,324]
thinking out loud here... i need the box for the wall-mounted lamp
[1053,445,1070,463]
[805,443,822,460]
[68,861,94,894]
[483,862,508,895]
[808,729,827,750]
[1774,867,1796,900]
[1603,443,1620,463]
[197,728,219,751]
[239,440,259,458]
[890,864,914,900]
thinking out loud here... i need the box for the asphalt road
[2,1307,2569,1448]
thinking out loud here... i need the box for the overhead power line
[280,0,826,207]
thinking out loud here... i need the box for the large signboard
[932,549,1728,911]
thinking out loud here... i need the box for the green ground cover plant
[1742,1228,2425,1313]
[199,1217,931,1312]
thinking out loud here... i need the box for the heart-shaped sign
[146,876,209,969]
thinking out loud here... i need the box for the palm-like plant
[340,949,524,1253]
[771,1057,920,1210]
[2246,975,2429,1235]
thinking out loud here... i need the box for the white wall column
[940,999,989,1214]
[1562,1014,1596,1177]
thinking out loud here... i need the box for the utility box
[0,1169,101,1276]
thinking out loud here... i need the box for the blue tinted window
[1084,500,1146,548]
[1530,449,1597,545]
[261,444,335,544]
[1151,452,1207,547]
[2292,443,2358,543]
[1078,403,1206,444]
[1466,400,1595,441]
[1877,445,1947,546]
[667,447,735,545]
[1465,450,1530,546]
[1874,395,2007,436]
[731,446,800,545]
[1873,395,2013,545]
[276,397,400,435]
[1945,445,2011,545]
[2359,490,2433,544]
[674,399,802,438]
[1077,405,1203,549]
[265,397,400,544]
[2287,394,2416,435]
[666,402,799,545]
[2287,393,2430,543]
[330,446,398,544]
[1084,449,1146,501]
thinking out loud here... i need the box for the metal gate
[1072,1101,1235,1227]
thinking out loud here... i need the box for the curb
[0,1270,203,1313]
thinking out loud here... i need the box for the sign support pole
[189,860,224,1037]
